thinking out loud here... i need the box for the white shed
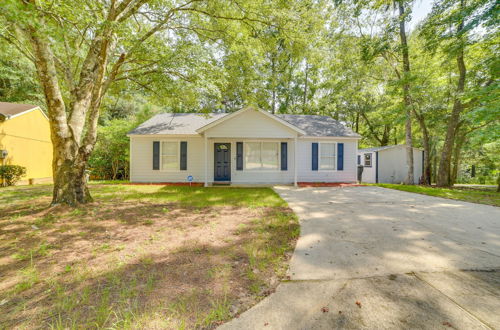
[357,145,424,184]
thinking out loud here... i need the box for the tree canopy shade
[0,0,307,205]
[0,0,498,202]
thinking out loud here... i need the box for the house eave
[127,133,362,139]
[301,135,362,140]
[195,107,306,136]
[127,133,200,138]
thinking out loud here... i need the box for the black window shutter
[357,155,361,165]
[153,141,160,170]
[312,143,318,171]
[180,141,187,170]
[281,142,288,171]
[236,142,243,170]
[337,143,344,170]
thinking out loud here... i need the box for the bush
[0,165,27,186]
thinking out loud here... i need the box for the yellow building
[0,102,53,184]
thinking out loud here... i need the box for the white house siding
[129,136,205,183]
[206,139,295,184]
[204,109,297,138]
[296,138,358,183]
[130,136,359,184]
[129,109,359,184]
[129,136,296,184]
[378,146,423,184]
[358,151,377,183]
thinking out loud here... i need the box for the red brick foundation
[297,182,366,187]
[123,182,204,187]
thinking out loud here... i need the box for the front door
[214,143,231,181]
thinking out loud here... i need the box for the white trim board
[2,107,49,121]
[196,107,306,136]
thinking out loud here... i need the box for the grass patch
[375,184,499,207]
[0,183,299,328]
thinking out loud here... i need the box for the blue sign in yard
[187,175,193,182]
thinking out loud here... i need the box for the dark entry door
[214,143,231,181]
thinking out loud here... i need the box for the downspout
[294,136,298,187]
[421,150,424,184]
[375,151,379,184]
[204,134,208,187]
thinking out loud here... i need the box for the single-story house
[357,145,423,184]
[128,107,361,186]
[0,102,53,185]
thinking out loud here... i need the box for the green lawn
[375,184,499,207]
[0,183,299,329]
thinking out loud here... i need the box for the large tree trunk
[398,0,414,185]
[432,143,438,184]
[25,15,114,205]
[450,131,466,185]
[414,111,431,185]
[422,134,431,185]
[436,54,466,186]
[26,27,89,205]
[52,153,91,205]
[436,1,467,187]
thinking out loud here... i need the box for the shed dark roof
[129,112,360,138]
[359,145,423,152]
[0,102,38,117]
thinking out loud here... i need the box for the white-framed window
[161,141,179,170]
[319,142,336,170]
[244,142,279,170]
[364,153,372,167]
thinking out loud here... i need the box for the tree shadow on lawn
[0,184,52,205]
[92,185,289,208]
[0,199,299,329]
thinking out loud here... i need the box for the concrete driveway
[221,186,500,329]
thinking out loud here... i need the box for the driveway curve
[220,186,500,330]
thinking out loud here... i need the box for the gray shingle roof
[275,114,360,137]
[128,112,360,137]
[128,113,226,135]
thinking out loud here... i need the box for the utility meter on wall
[0,150,8,159]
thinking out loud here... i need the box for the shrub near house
[0,165,27,186]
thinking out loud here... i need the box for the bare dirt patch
[0,185,299,329]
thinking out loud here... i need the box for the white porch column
[294,136,298,187]
[204,134,208,187]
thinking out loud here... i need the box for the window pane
[320,143,335,157]
[320,157,335,170]
[245,142,261,169]
[162,156,177,170]
[364,154,371,166]
[262,142,278,169]
[162,141,177,156]
[161,142,178,170]
[320,143,335,170]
